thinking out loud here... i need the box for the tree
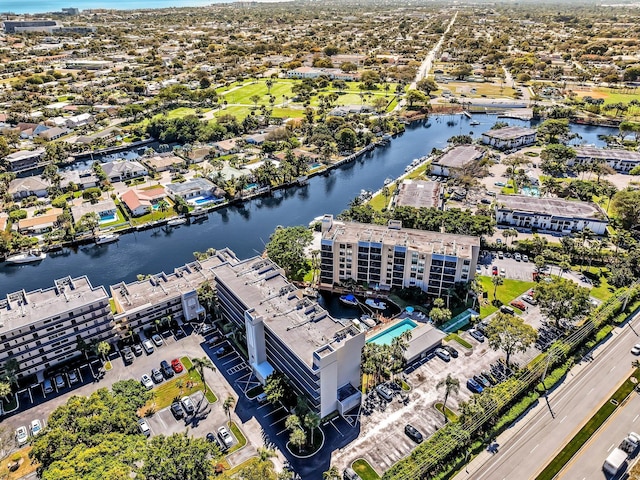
[0,381,11,403]
[611,189,640,230]
[265,225,313,280]
[2,358,19,387]
[289,427,307,452]
[323,466,341,480]
[190,357,216,394]
[537,119,570,144]
[536,278,591,328]
[249,94,261,109]
[416,78,438,95]
[0,425,13,461]
[76,212,100,234]
[223,395,235,423]
[97,341,110,363]
[436,374,460,422]
[491,275,504,302]
[264,372,286,405]
[141,432,218,480]
[304,411,321,446]
[405,89,429,108]
[429,298,452,325]
[540,144,575,177]
[485,313,538,366]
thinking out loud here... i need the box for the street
[454,312,640,480]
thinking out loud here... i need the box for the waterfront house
[3,148,45,172]
[165,178,222,201]
[59,169,99,190]
[495,195,608,235]
[141,154,184,173]
[481,126,537,150]
[102,160,148,182]
[16,208,63,235]
[430,145,485,177]
[120,187,166,217]
[319,215,480,296]
[71,199,117,224]
[8,176,50,200]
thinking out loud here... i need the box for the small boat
[365,298,387,310]
[358,189,372,200]
[404,165,412,172]
[384,178,393,186]
[303,287,318,299]
[360,315,376,328]
[167,217,188,226]
[5,249,46,264]
[470,120,480,126]
[339,294,359,307]
[95,234,119,245]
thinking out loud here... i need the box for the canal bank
[0,115,617,296]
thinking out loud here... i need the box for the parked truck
[603,447,627,476]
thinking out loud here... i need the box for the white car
[15,426,29,446]
[631,344,640,356]
[31,419,43,436]
[434,348,451,362]
[217,426,233,448]
[138,418,151,437]
[141,374,154,390]
[68,370,79,384]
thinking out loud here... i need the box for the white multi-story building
[481,126,537,150]
[318,215,480,296]
[495,194,608,235]
[212,256,365,418]
[573,146,640,174]
[0,277,113,382]
[430,145,484,177]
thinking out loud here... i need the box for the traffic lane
[461,317,640,480]
[559,390,640,480]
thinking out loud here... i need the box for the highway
[559,385,640,480]
[454,314,640,480]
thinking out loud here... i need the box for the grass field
[352,458,381,480]
[477,276,535,318]
[0,447,39,480]
[445,333,473,349]
[437,81,517,98]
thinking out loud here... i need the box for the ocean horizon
[1,0,250,15]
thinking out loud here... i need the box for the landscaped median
[138,356,216,415]
[352,458,381,480]
[536,368,640,480]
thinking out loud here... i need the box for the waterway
[0,115,618,296]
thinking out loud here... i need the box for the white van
[142,339,154,355]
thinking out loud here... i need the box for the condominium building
[0,277,113,382]
[110,251,238,337]
[212,256,364,418]
[430,145,484,177]
[481,126,537,150]
[319,215,480,296]
[573,146,640,174]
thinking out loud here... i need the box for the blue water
[367,319,417,346]
[521,186,540,197]
[4,0,235,14]
[243,183,258,190]
[99,213,117,223]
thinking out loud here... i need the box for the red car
[171,359,183,373]
[492,266,498,275]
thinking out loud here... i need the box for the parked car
[181,396,195,415]
[138,418,151,437]
[434,348,451,362]
[375,383,395,402]
[142,339,154,355]
[151,334,163,347]
[343,467,362,480]
[474,374,491,389]
[497,251,504,259]
[256,392,268,404]
[522,294,537,305]
[476,265,482,274]
[492,266,498,276]
[43,378,54,394]
[217,426,234,448]
[122,346,134,364]
[141,374,154,390]
[467,378,484,394]
[469,329,485,342]
[481,370,498,386]
[171,358,183,373]
[30,419,43,436]
[514,253,522,261]
[499,267,506,277]
[160,360,174,378]
[404,424,424,443]
[215,345,231,357]
[206,432,223,448]
[443,345,459,358]
[170,402,184,419]
[55,373,66,389]
[68,370,79,384]
[207,335,223,347]
[510,300,527,311]
[496,238,502,245]
[201,323,216,336]
[15,426,29,446]
[632,344,640,356]
[151,368,163,384]
[522,254,529,262]
[132,344,143,356]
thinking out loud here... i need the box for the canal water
[0,115,617,296]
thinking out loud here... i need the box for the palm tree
[223,395,235,423]
[304,412,321,446]
[0,380,12,403]
[323,466,341,480]
[491,275,504,302]
[97,341,110,363]
[3,359,19,387]
[190,357,216,394]
[436,374,460,422]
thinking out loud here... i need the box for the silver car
[141,374,154,390]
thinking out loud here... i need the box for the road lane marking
[634,414,639,423]
[607,443,615,452]
[531,444,538,453]
[559,415,567,424]
[588,387,594,394]
[609,365,616,373]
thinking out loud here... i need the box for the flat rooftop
[212,257,359,369]
[482,126,537,140]
[574,146,640,162]
[396,180,441,209]
[111,250,238,313]
[323,219,479,259]
[496,195,607,220]
[433,145,484,168]
[0,276,108,334]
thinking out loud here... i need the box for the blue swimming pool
[100,213,117,223]
[521,186,540,197]
[189,195,221,206]
[243,183,258,191]
[367,319,417,346]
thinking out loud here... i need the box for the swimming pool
[99,213,117,223]
[521,186,540,197]
[367,319,417,346]
[188,195,222,206]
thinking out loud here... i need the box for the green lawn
[352,458,380,480]
[444,333,473,349]
[139,356,216,415]
[477,276,535,318]
[537,369,640,480]
[584,268,615,301]
[227,421,247,455]
[435,402,459,422]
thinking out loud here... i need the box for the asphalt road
[559,386,640,480]
[454,313,640,480]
